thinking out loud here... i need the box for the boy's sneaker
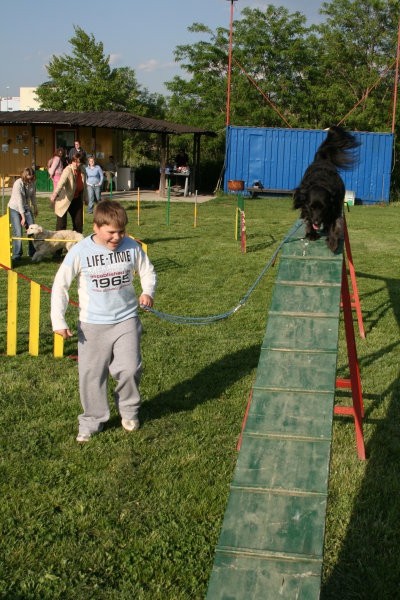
[76,432,91,443]
[121,418,140,432]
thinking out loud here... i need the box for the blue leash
[141,220,303,326]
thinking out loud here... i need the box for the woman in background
[85,156,104,213]
[7,167,38,262]
[50,153,87,233]
[48,147,66,191]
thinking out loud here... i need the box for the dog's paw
[326,219,343,252]
[305,226,320,242]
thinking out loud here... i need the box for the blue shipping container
[225,126,394,204]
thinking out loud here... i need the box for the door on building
[55,129,76,156]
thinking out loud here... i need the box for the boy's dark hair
[93,200,128,229]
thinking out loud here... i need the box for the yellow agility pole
[13,237,80,244]
[29,281,41,356]
[0,211,12,269]
[194,189,198,228]
[235,207,239,241]
[137,187,140,226]
[53,333,64,358]
[7,270,18,355]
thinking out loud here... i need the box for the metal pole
[137,187,140,226]
[391,16,400,133]
[194,190,198,227]
[226,0,238,126]
[166,176,171,225]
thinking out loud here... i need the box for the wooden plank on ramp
[207,222,343,599]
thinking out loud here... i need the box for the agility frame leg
[335,260,366,460]
[343,215,365,339]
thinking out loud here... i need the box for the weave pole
[137,187,140,226]
[194,190,198,228]
[166,177,171,225]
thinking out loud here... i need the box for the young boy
[51,200,157,443]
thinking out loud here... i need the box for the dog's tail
[315,125,359,169]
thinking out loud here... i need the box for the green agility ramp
[207,221,343,599]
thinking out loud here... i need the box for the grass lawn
[0,194,399,599]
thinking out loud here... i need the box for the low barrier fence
[0,210,148,358]
[1,264,76,357]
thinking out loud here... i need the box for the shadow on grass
[356,271,400,330]
[141,344,260,422]
[246,234,277,254]
[322,267,400,596]
[151,257,182,273]
[322,374,400,598]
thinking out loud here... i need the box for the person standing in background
[104,155,117,192]
[48,148,66,191]
[68,139,87,164]
[8,167,38,262]
[85,156,104,213]
[175,148,189,170]
[50,153,87,233]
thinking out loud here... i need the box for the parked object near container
[228,179,244,191]
[345,190,355,206]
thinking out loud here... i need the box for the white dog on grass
[26,224,84,262]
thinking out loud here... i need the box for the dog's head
[302,186,333,232]
[26,224,43,237]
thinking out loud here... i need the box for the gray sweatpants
[77,318,143,435]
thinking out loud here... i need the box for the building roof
[0,110,215,136]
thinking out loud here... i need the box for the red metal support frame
[335,259,366,460]
[343,214,365,338]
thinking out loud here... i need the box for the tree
[165,1,400,194]
[166,1,399,133]
[35,26,166,117]
[165,7,315,163]
[310,0,399,132]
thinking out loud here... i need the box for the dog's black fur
[293,126,359,252]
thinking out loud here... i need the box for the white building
[0,87,41,111]
[0,96,19,111]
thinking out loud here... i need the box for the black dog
[293,126,359,252]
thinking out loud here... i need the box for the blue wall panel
[225,126,394,204]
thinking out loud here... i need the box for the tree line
[35,0,400,196]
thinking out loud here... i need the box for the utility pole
[226,0,238,126]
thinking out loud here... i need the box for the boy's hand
[54,328,73,340]
[139,294,153,309]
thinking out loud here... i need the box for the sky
[0,0,324,99]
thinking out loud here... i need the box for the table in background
[167,171,190,197]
